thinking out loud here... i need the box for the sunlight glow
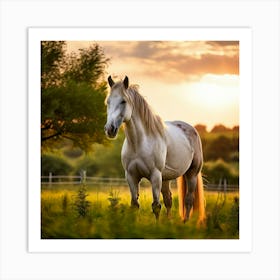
[187,74,239,109]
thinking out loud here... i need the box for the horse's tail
[177,172,206,224]
[177,175,186,220]
[193,172,206,226]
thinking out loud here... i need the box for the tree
[205,135,235,161]
[210,124,230,133]
[195,124,207,134]
[41,41,110,151]
[41,41,65,89]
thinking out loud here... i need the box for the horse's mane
[127,85,165,137]
[112,82,165,137]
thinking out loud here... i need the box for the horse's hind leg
[184,173,197,221]
[161,180,172,218]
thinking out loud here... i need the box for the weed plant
[73,185,91,218]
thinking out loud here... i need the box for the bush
[201,131,239,162]
[41,154,73,176]
[227,196,239,236]
[205,135,237,161]
[75,156,100,177]
[203,159,238,184]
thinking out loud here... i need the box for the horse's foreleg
[126,172,140,208]
[150,169,162,219]
[185,174,197,221]
[161,180,172,218]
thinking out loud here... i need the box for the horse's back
[162,122,192,180]
[162,121,203,180]
[170,121,203,175]
[169,121,202,151]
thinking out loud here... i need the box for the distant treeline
[195,124,239,184]
[195,124,239,134]
[195,124,239,162]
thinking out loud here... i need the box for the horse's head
[104,76,133,138]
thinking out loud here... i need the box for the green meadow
[41,184,239,239]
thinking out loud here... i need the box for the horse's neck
[124,114,145,150]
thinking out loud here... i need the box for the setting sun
[187,74,239,109]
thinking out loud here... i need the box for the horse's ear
[108,76,115,88]
[123,76,129,89]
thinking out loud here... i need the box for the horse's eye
[121,100,126,105]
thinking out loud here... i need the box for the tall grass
[41,185,239,239]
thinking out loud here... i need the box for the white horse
[104,76,206,224]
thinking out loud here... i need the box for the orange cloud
[99,41,239,83]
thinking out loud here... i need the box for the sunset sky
[67,41,239,131]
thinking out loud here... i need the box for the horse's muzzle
[104,123,118,138]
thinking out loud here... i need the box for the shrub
[75,156,99,176]
[41,154,73,176]
[203,159,238,184]
[227,196,239,236]
[73,185,91,218]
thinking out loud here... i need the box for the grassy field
[41,184,239,239]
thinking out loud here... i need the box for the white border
[1,1,279,279]
[28,27,252,253]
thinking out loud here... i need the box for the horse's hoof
[130,202,140,209]
[152,203,161,219]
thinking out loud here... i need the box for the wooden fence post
[49,172,52,186]
[223,178,227,193]
[80,170,87,184]
[218,178,222,191]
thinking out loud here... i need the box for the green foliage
[204,192,239,238]
[42,80,108,151]
[203,159,239,184]
[197,127,239,183]
[41,41,66,89]
[227,196,239,236]
[41,154,73,176]
[206,192,226,232]
[201,133,239,162]
[64,45,109,86]
[206,135,236,161]
[75,156,100,177]
[73,185,91,218]
[75,130,125,177]
[41,41,109,151]
[107,187,121,209]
